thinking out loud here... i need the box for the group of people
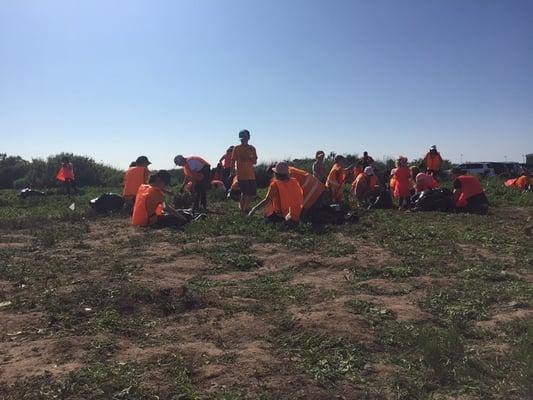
[54,133,530,228]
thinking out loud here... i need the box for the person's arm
[248,197,269,217]
[251,147,258,165]
[231,148,237,174]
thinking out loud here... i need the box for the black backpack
[411,188,455,212]
[89,193,125,213]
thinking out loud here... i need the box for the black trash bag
[19,188,46,199]
[411,188,455,212]
[306,204,358,225]
[368,189,394,209]
[89,193,125,214]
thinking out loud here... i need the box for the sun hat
[364,166,375,176]
[272,161,289,175]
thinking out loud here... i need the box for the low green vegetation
[0,185,531,399]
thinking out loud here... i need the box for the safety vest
[288,166,325,209]
[326,163,346,202]
[425,152,442,171]
[507,176,531,190]
[123,166,148,197]
[183,157,210,181]
[456,175,484,207]
[56,163,75,181]
[265,178,304,222]
[131,184,163,226]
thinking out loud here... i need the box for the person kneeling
[451,168,489,215]
[248,162,303,223]
[132,170,188,228]
[351,166,383,207]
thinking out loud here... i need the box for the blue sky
[1,0,532,169]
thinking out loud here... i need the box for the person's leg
[193,184,200,210]
[64,180,71,196]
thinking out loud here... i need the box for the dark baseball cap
[238,129,250,139]
[135,156,151,165]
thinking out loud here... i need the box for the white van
[454,163,495,177]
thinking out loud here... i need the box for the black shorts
[238,179,257,196]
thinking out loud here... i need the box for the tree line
[0,152,453,189]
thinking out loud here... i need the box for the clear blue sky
[1,0,532,170]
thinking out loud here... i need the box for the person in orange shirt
[505,173,532,191]
[424,145,443,176]
[131,170,186,228]
[393,157,411,210]
[123,155,151,208]
[351,166,383,206]
[56,156,77,196]
[326,155,350,204]
[174,155,211,212]
[248,162,304,223]
[451,168,489,214]
[231,129,258,213]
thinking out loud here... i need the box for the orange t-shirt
[131,184,165,226]
[232,144,257,180]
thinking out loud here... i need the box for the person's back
[123,166,149,198]
[516,175,531,190]
[415,172,438,193]
[453,172,488,214]
[232,143,257,180]
[267,177,304,222]
[132,184,164,227]
[393,166,410,197]
[288,166,325,209]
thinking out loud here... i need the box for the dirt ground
[1,206,532,399]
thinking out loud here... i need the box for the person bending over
[451,168,489,214]
[132,170,187,228]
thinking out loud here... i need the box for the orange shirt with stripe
[288,166,325,209]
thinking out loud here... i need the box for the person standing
[360,151,375,168]
[56,156,77,196]
[218,146,234,188]
[231,129,258,214]
[174,155,211,212]
[393,157,411,210]
[123,156,151,208]
[312,151,327,183]
[424,145,443,176]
